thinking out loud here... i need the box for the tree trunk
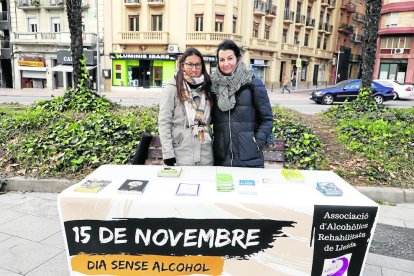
[361,0,382,88]
[66,0,84,89]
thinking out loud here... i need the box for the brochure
[281,168,305,183]
[316,182,343,196]
[158,166,182,177]
[176,183,200,196]
[238,179,257,195]
[118,179,149,194]
[74,180,111,193]
[216,173,234,192]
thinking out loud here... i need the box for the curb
[2,177,413,203]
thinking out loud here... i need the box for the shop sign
[57,50,97,66]
[110,53,176,61]
[18,60,45,67]
[203,56,216,62]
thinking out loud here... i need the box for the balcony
[254,0,266,15]
[186,32,242,47]
[147,0,164,7]
[321,0,329,7]
[305,18,315,28]
[314,49,332,59]
[118,31,168,45]
[249,37,278,52]
[44,0,65,10]
[318,22,326,33]
[124,0,140,7]
[324,23,333,34]
[295,14,305,26]
[0,11,10,30]
[327,0,336,9]
[350,33,362,44]
[353,13,365,24]
[12,32,97,47]
[340,0,356,13]
[0,40,11,59]
[338,24,354,35]
[17,0,41,10]
[265,5,277,18]
[281,43,314,56]
[283,10,294,23]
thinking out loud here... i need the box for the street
[0,88,413,114]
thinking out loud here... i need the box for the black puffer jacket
[212,78,273,167]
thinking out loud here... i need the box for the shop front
[378,58,408,83]
[17,57,47,89]
[110,53,177,89]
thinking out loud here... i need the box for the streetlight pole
[296,41,301,91]
[335,50,342,84]
[95,0,101,95]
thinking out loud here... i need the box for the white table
[58,165,378,276]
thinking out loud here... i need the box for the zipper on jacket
[228,110,233,167]
[252,136,260,151]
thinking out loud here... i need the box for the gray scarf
[211,61,253,111]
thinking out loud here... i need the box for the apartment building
[0,0,12,88]
[333,0,365,84]
[373,0,414,84]
[105,0,349,92]
[9,0,102,90]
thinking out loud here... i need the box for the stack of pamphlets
[238,179,257,195]
[158,166,182,177]
[74,180,111,193]
[118,179,149,194]
[176,183,200,196]
[316,182,343,196]
[281,168,305,183]
[216,173,234,192]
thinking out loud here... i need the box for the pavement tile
[0,208,26,224]
[0,236,62,274]
[25,251,69,276]
[0,192,36,209]
[0,214,61,242]
[0,233,11,242]
[362,264,382,276]
[379,205,414,222]
[40,231,66,250]
[382,267,414,276]
[0,268,21,276]
[377,216,406,228]
[405,220,414,228]
[365,253,414,273]
[10,196,59,219]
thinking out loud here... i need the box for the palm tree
[66,0,84,89]
[361,0,382,88]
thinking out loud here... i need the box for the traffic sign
[296,58,302,68]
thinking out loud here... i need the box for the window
[129,15,139,31]
[386,13,398,27]
[282,29,287,43]
[28,18,38,32]
[304,33,309,46]
[323,37,328,50]
[152,15,162,31]
[253,22,259,38]
[380,36,410,49]
[51,17,61,32]
[317,36,321,48]
[233,16,237,34]
[294,31,299,44]
[264,24,270,40]
[195,14,203,31]
[215,14,224,32]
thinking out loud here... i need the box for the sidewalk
[0,191,412,276]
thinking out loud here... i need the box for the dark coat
[212,78,273,167]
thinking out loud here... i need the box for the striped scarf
[182,73,212,143]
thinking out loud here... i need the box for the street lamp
[335,50,343,84]
[95,0,101,95]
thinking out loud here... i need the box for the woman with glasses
[211,39,273,168]
[158,48,214,166]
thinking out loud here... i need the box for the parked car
[309,79,396,105]
[373,79,414,100]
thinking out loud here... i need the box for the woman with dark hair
[211,39,273,168]
[158,47,214,166]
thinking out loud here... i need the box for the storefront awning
[50,65,97,72]
[16,66,47,72]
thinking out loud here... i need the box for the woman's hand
[163,158,176,166]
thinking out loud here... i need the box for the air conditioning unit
[167,44,179,53]
[394,48,404,54]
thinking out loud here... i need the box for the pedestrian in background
[210,39,273,168]
[282,73,291,94]
[158,48,214,166]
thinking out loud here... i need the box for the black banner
[310,205,378,276]
[64,218,296,259]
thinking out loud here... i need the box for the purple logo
[322,254,351,276]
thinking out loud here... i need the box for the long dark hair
[176,48,212,104]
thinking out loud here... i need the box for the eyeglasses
[184,62,202,69]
